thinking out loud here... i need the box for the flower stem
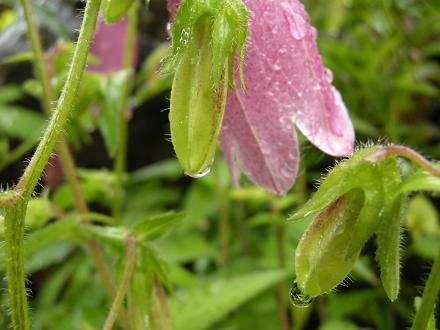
[113,2,138,221]
[18,0,130,326]
[410,249,440,330]
[272,201,291,330]
[4,199,29,330]
[5,0,101,328]
[15,0,101,198]
[102,235,136,330]
[368,145,440,178]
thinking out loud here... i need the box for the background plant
[0,0,439,329]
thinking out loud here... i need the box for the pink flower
[89,17,137,73]
[167,0,355,195]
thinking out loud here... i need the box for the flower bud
[169,16,228,177]
[295,189,364,297]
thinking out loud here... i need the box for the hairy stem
[16,0,101,198]
[102,236,137,330]
[19,0,130,326]
[5,0,102,328]
[410,249,440,330]
[113,2,138,221]
[4,199,29,330]
[368,145,440,177]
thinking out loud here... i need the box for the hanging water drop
[185,167,211,178]
[289,280,313,308]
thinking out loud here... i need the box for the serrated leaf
[133,211,185,241]
[98,69,131,158]
[375,194,406,301]
[82,225,130,248]
[169,270,286,330]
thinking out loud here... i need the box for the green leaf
[2,51,33,64]
[169,270,286,330]
[405,195,440,237]
[82,225,130,248]
[375,194,406,301]
[133,211,185,241]
[102,0,136,23]
[0,85,23,104]
[0,105,46,140]
[399,167,440,193]
[98,70,131,158]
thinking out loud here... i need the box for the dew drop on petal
[281,3,308,40]
[289,280,313,308]
[185,167,211,178]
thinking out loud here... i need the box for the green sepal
[289,146,403,258]
[102,0,136,23]
[162,0,248,89]
[375,193,406,301]
[169,16,229,175]
[295,189,365,297]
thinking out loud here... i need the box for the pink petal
[89,17,136,74]
[229,0,354,157]
[167,0,180,19]
[221,92,299,195]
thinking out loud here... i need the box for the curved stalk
[18,0,130,327]
[102,236,136,330]
[410,249,440,330]
[16,0,101,198]
[5,1,102,328]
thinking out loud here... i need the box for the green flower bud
[295,189,364,297]
[169,16,228,176]
[163,0,248,176]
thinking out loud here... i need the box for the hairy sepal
[169,16,228,175]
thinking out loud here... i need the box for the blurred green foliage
[0,0,439,329]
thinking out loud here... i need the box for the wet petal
[221,91,299,195]
[228,0,354,156]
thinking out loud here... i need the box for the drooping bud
[164,0,248,176]
[290,145,407,300]
[169,16,228,177]
[295,189,365,297]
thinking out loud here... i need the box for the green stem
[367,145,440,178]
[102,236,136,330]
[410,249,440,330]
[272,201,290,330]
[5,1,101,328]
[19,0,53,115]
[113,2,138,221]
[4,199,29,330]
[16,0,101,198]
[18,0,130,326]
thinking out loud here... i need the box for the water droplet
[281,3,308,40]
[324,68,334,83]
[185,167,211,178]
[289,280,313,308]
